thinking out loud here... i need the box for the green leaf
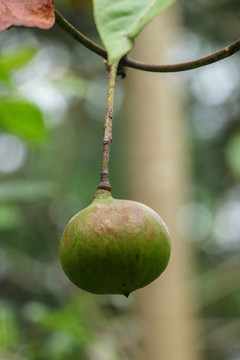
[93,0,175,64]
[0,100,46,142]
[0,47,36,72]
[0,68,11,84]
[0,47,36,85]
[0,181,55,203]
[0,302,20,351]
[0,205,21,230]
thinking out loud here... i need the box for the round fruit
[60,190,171,296]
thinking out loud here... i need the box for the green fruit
[60,190,171,297]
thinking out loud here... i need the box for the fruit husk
[60,190,171,296]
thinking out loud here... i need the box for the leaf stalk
[97,61,119,191]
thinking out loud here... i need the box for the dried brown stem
[97,61,119,191]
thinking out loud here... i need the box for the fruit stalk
[98,61,119,191]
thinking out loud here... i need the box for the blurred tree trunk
[125,7,200,360]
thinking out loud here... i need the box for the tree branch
[54,9,107,59]
[54,9,240,73]
[123,39,240,72]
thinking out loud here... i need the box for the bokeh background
[0,0,240,359]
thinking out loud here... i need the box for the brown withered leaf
[0,0,55,32]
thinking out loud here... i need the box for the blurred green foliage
[0,47,36,83]
[0,46,46,143]
[0,1,239,360]
[0,3,128,359]
[0,100,46,142]
[0,302,20,351]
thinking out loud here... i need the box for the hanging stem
[98,61,119,192]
